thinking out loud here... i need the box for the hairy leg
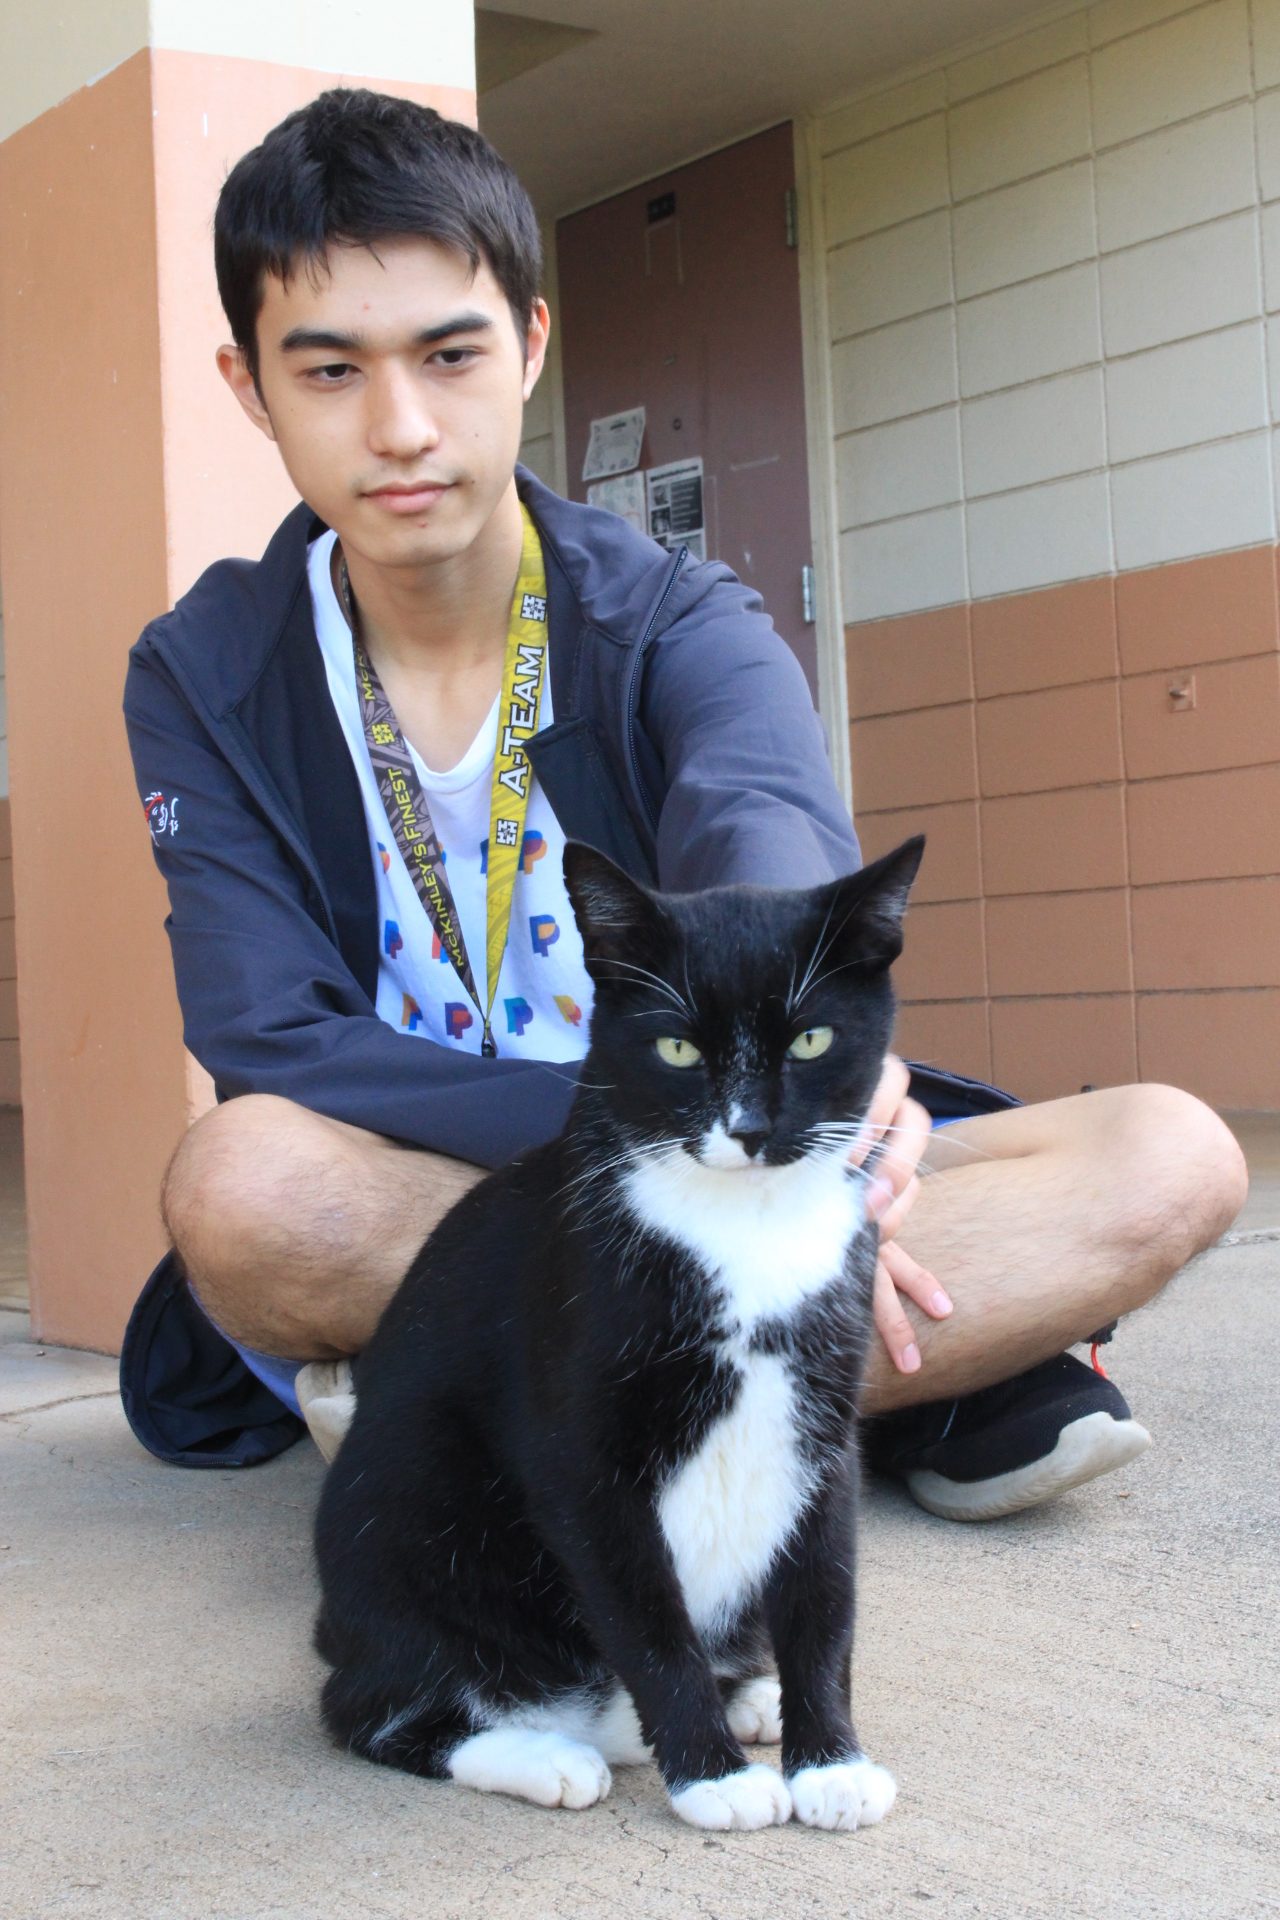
[857,1083,1247,1417]
[161,1094,485,1358]
[164,1083,1247,1392]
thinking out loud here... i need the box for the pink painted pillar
[0,17,476,1348]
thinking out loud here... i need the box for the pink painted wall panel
[848,542,1280,1108]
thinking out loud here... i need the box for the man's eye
[308,363,353,384]
[787,1026,834,1061]
[655,1036,703,1069]
[434,348,477,368]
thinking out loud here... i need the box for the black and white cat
[314,835,924,1832]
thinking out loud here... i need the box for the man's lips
[364,480,453,513]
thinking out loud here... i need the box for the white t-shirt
[308,531,594,1063]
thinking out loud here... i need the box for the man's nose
[365,365,440,459]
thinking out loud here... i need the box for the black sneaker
[860,1350,1151,1522]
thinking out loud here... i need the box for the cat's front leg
[764,1449,897,1833]
[538,1482,791,1831]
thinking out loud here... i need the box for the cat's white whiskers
[878,1123,999,1166]
[790,892,878,1016]
[681,954,701,1022]
[791,953,874,1007]
[556,1140,654,1206]
[804,1118,1000,1172]
[788,893,838,1014]
[539,1059,593,1085]
[592,958,692,1019]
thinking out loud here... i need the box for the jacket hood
[133,464,690,718]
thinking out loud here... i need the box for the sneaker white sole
[295,1359,356,1465]
[904,1411,1152,1523]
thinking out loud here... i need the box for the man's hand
[848,1055,953,1375]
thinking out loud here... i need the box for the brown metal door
[556,122,816,693]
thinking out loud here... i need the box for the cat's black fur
[313,835,923,1826]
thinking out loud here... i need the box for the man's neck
[335,479,524,674]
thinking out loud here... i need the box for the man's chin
[342,504,475,571]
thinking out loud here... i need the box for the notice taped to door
[586,470,646,532]
[646,457,706,561]
[582,408,646,482]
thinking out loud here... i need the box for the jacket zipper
[622,545,687,838]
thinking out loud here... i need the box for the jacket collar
[149,464,680,723]
[142,466,681,983]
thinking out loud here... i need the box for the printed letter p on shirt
[530,915,560,957]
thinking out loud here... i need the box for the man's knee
[1095,1082,1247,1282]
[160,1095,486,1356]
[162,1094,345,1259]
[160,1095,378,1351]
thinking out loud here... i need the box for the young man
[122,89,1246,1516]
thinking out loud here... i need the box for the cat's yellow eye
[654,1036,703,1068]
[787,1026,834,1061]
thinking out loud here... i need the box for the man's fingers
[872,1172,919,1243]
[856,1056,952,1377]
[872,1241,954,1375]
[861,1094,931,1224]
[880,1237,952,1318]
[872,1254,922,1374]
[849,1054,911,1168]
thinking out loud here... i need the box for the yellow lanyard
[343,502,549,1056]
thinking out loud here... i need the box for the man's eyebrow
[279,312,496,354]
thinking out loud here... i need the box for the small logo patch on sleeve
[143,791,180,840]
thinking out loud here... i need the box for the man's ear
[521,299,551,405]
[216,344,276,443]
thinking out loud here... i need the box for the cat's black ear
[826,834,925,971]
[562,842,667,973]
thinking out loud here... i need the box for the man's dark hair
[214,88,542,383]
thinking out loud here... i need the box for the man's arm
[637,563,861,894]
[125,643,578,1168]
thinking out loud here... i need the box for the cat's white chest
[623,1146,866,1327]
[626,1146,863,1638]
[657,1351,814,1638]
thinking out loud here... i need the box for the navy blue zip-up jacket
[125,465,861,1166]
[120,464,1015,1465]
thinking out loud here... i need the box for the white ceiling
[477,0,1068,220]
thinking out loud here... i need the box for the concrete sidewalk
[2,1160,1277,1918]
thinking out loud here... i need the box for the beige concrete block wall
[821,0,1280,1108]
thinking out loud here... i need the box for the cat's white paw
[670,1762,792,1830]
[725,1676,783,1746]
[448,1728,612,1810]
[788,1755,897,1831]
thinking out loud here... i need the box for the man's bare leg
[160,1094,484,1359]
[163,1082,1247,1406]
[857,1082,1247,1417]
